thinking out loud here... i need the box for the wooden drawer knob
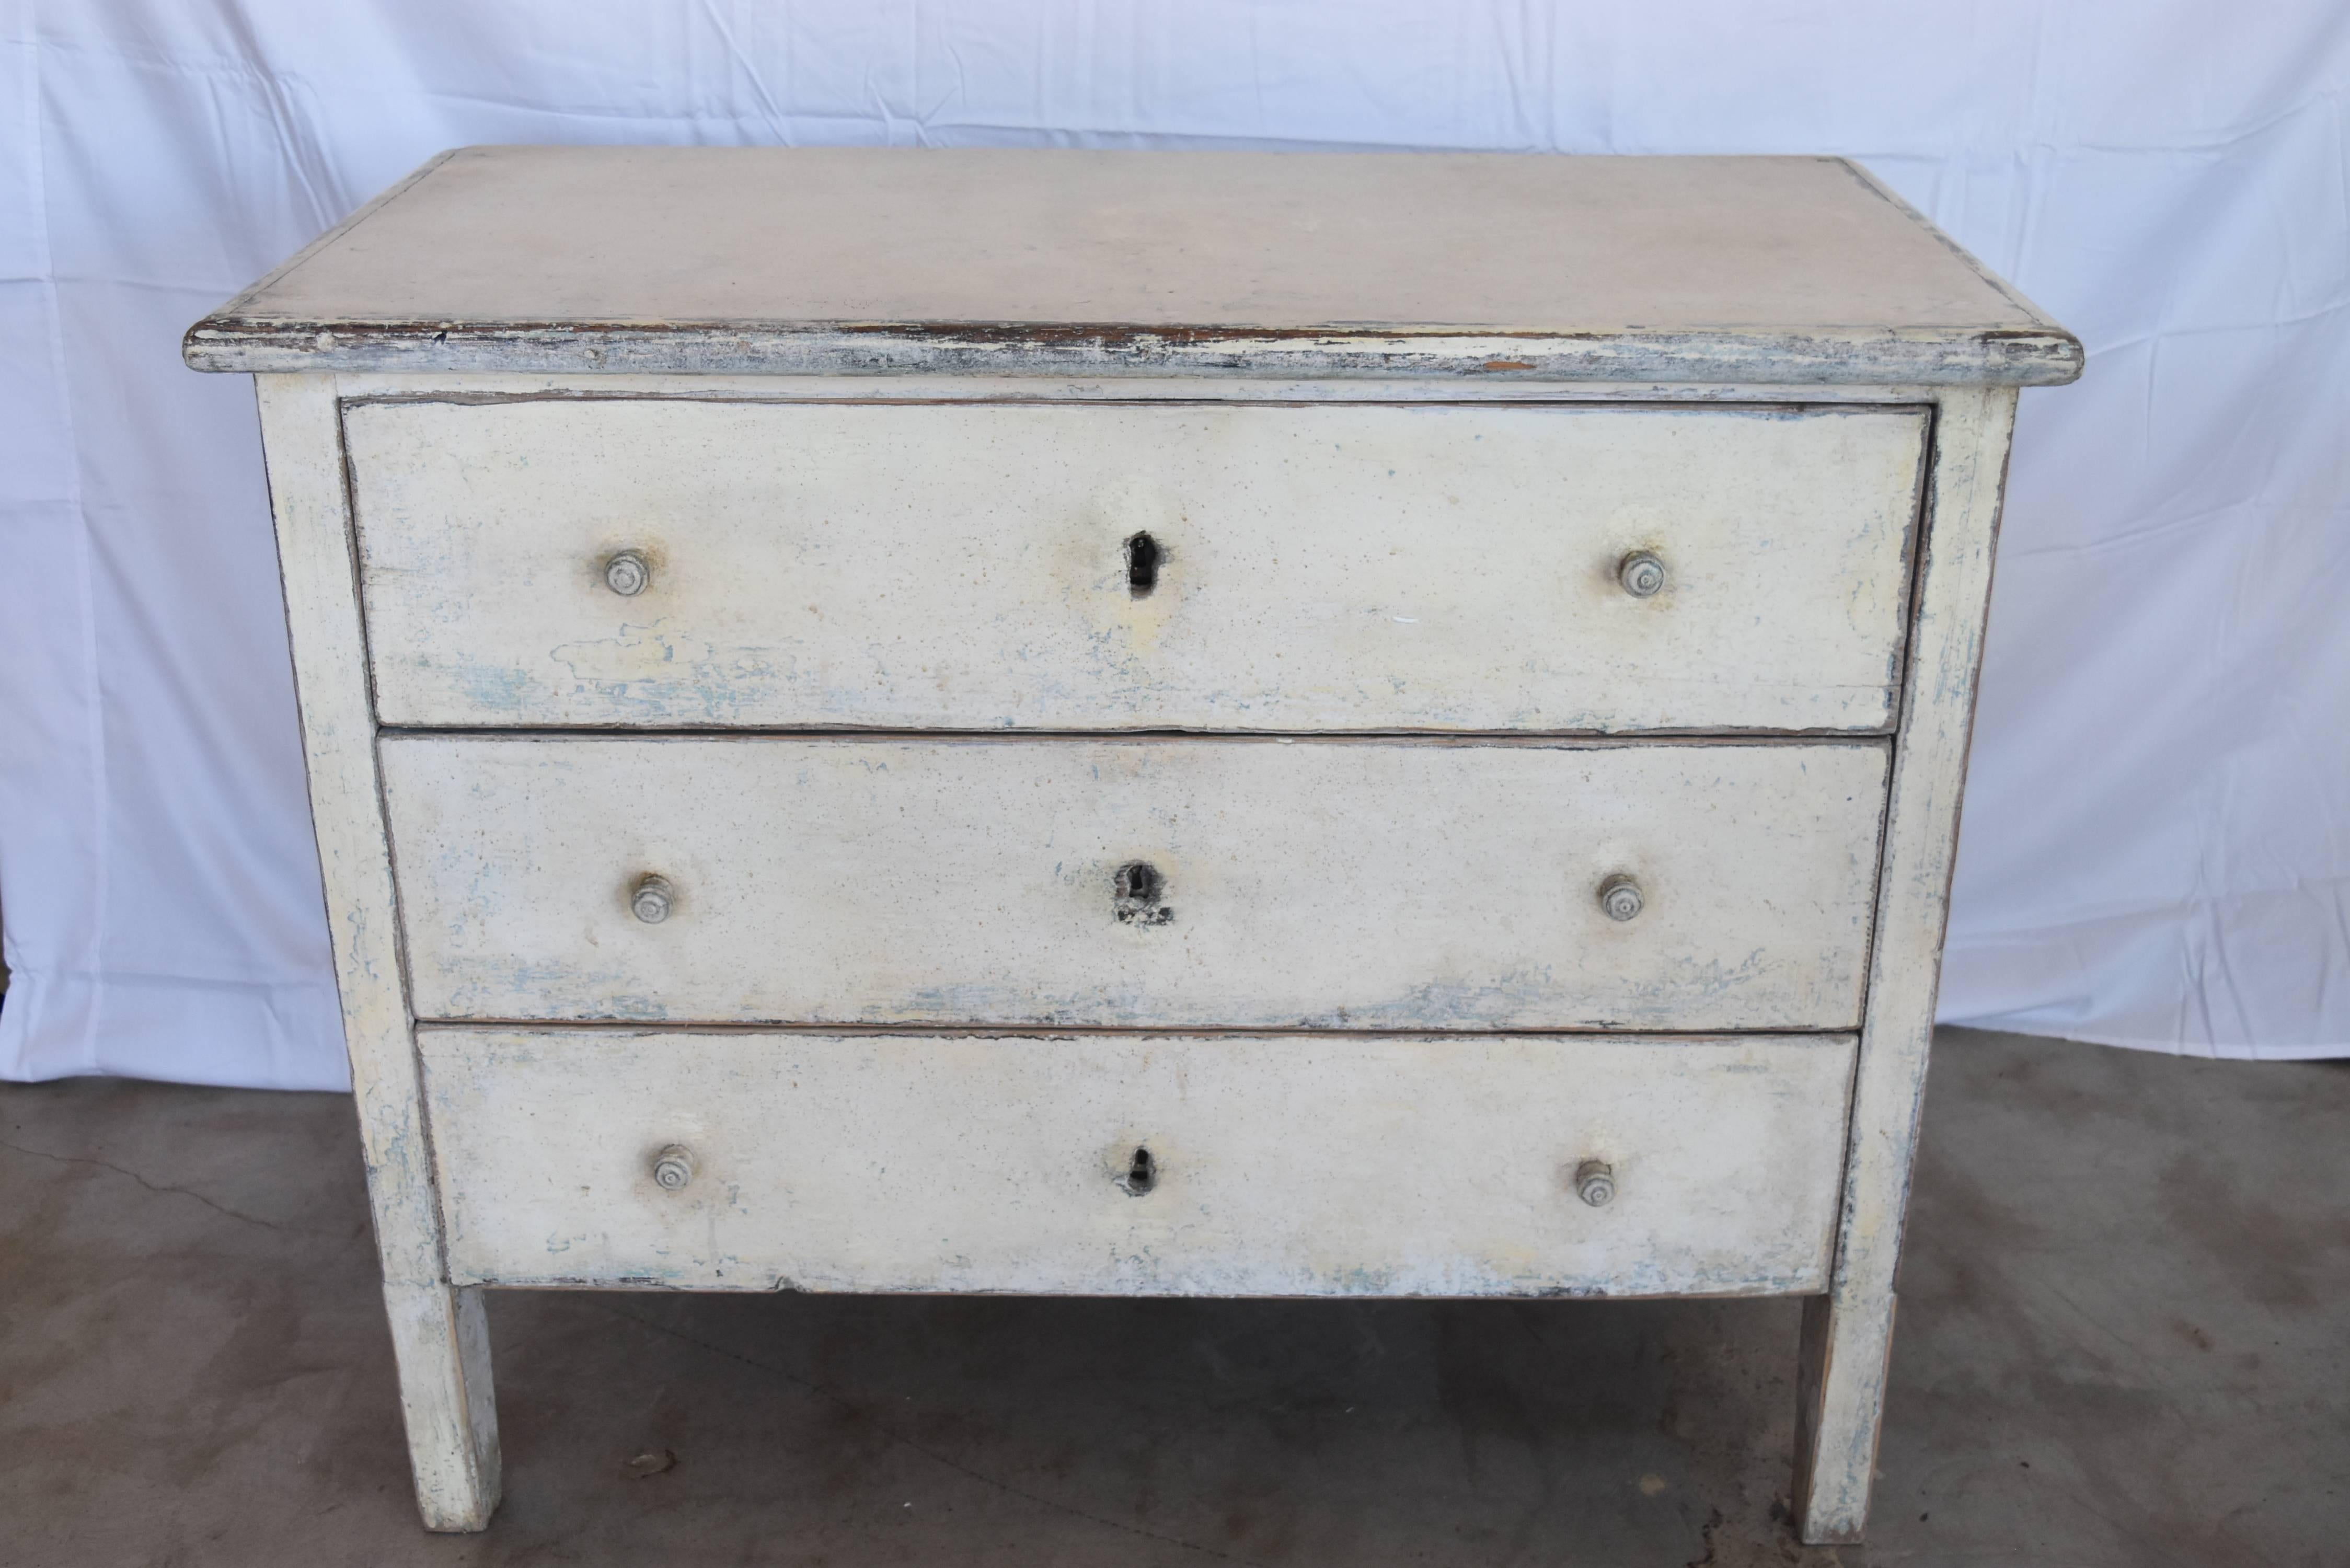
[604,549,651,597]
[1597,874,1644,922]
[651,1144,697,1191]
[1575,1159,1616,1207]
[631,874,675,924]
[1617,550,1667,598]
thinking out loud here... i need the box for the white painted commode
[186,145,2078,1544]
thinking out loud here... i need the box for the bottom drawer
[420,1030,1856,1298]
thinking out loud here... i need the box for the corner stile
[254,373,500,1530]
[1795,384,2019,1544]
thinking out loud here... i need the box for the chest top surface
[185,146,2078,385]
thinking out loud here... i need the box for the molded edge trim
[184,321,2084,385]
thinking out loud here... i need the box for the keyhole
[1113,860,1173,925]
[1125,532,1161,597]
[1125,1147,1157,1196]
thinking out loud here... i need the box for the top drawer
[345,399,1925,733]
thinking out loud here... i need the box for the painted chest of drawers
[187,146,2078,1543]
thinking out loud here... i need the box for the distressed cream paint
[192,148,2077,1543]
[380,735,1888,1030]
[419,1030,1859,1298]
[345,399,1926,732]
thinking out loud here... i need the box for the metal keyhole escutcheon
[1114,860,1173,926]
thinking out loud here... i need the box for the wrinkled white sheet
[4,2,2345,1088]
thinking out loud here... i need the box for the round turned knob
[630,874,675,924]
[604,550,650,597]
[651,1144,697,1191]
[1576,1159,1616,1207]
[1597,874,1644,922]
[1617,550,1667,598]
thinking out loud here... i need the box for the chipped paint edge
[188,320,2082,384]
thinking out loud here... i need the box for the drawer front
[383,737,1886,1030]
[347,399,1924,732]
[420,1029,1858,1296]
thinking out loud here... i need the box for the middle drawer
[382,737,1886,1030]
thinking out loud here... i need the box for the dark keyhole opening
[1113,860,1173,926]
[1126,1147,1157,1195]
[1125,532,1161,597]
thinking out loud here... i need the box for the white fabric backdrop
[5,2,2346,1089]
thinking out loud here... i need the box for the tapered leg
[382,1282,502,1531]
[1792,1290,1896,1543]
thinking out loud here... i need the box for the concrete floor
[0,1028,2342,1567]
